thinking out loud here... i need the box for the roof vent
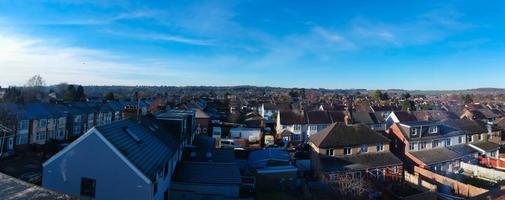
[124,128,141,142]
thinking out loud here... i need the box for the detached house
[310,123,403,182]
[43,119,182,200]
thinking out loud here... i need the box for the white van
[220,139,241,148]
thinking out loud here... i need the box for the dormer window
[428,126,438,134]
[411,128,418,136]
[376,144,384,152]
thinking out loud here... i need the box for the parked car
[20,171,42,184]
[0,150,16,159]
[220,139,241,148]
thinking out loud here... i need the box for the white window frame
[38,119,47,128]
[408,143,415,151]
[376,144,384,152]
[428,126,438,134]
[361,145,368,153]
[326,149,334,156]
[19,120,29,130]
[432,140,439,148]
[36,131,46,141]
[343,147,352,155]
[445,138,451,146]
[468,135,473,143]
[16,134,28,145]
[411,128,418,136]
[420,142,426,150]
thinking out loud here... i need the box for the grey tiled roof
[95,119,175,181]
[471,141,500,152]
[442,119,487,135]
[410,147,463,165]
[447,144,478,155]
[310,123,389,148]
[0,173,77,200]
[319,152,402,172]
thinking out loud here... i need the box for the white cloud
[0,32,211,87]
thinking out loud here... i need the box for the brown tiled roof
[328,111,347,123]
[305,110,332,124]
[279,111,305,125]
[309,123,389,148]
[393,111,418,122]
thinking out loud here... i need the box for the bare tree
[329,173,369,198]
[22,75,47,103]
[25,75,46,88]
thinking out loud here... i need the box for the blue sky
[0,0,505,90]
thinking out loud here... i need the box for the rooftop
[0,172,76,200]
[309,123,389,148]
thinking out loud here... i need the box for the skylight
[124,128,141,142]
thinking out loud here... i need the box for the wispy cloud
[104,30,214,46]
[0,31,217,86]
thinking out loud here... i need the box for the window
[361,145,368,153]
[153,182,158,196]
[58,129,65,137]
[294,125,301,131]
[445,138,451,146]
[411,128,418,136]
[375,123,382,128]
[36,131,46,141]
[18,120,28,130]
[59,117,66,126]
[458,136,464,144]
[38,119,47,128]
[376,144,384,152]
[293,134,301,141]
[74,126,81,135]
[408,143,415,151]
[432,140,439,148]
[479,134,484,141]
[343,147,352,155]
[326,149,334,156]
[16,134,28,145]
[419,142,426,150]
[428,126,438,134]
[467,135,473,143]
[80,178,96,198]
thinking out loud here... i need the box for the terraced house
[443,119,500,158]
